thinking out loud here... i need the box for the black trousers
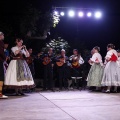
[71,67,83,89]
[29,63,35,78]
[0,61,4,81]
[43,64,53,89]
[58,66,68,89]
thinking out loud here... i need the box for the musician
[3,42,10,73]
[69,49,84,89]
[0,32,8,98]
[26,48,35,78]
[56,49,69,90]
[42,48,54,91]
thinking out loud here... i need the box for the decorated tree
[42,37,70,55]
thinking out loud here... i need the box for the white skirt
[101,61,120,86]
[4,60,35,89]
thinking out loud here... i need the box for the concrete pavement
[0,90,120,120]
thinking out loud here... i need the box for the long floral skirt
[87,63,104,87]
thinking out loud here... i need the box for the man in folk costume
[69,49,84,89]
[102,44,120,93]
[42,48,55,91]
[56,49,69,90]
[0,32,8,98]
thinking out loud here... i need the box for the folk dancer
[87,46,104,91]
[4,38,35,96]
[101,44,120,93]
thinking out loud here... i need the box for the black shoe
[111,90,118,93]
[20,93,25,96]
[42,88,47,91]
[15,93,21,96]
[51,89,55,92]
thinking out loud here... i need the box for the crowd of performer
[0,31,120,99]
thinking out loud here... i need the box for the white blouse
[105,49,118,60]
[90,53,103,66]
[11,46,27,57]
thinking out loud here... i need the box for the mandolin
[56,58,65,66]
[43,56,51,65]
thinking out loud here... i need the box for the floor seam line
[39,93,77,120]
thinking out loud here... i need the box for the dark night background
[0,0,120,57]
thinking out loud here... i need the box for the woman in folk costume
[101,44,120,93]
[87,46,103,89]
[4,38,35,95]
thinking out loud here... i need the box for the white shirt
[69,55,84,64]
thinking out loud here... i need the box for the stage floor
[0,90,120,120]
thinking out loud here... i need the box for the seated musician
[69,49,84,89]
[42,48,55,91]
[56,49,69,91]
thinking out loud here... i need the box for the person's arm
[0,41,5,60]
[105,51,112,61]
[79,56,84,64]
[22,46,29,57]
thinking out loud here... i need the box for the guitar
[43,56,51,65]
[71,55,80,68]
[26,56,33,64]
[56,58,65,66]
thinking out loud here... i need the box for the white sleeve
[21,49,28,57]
[69,55,73,60]
[90,54,97,62]
[105,51,112,59]
[11,47,18,55]
[79,56,84,64]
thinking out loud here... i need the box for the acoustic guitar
[56,58,65,66]
[71,55,80,68]
[26,56,33,64]
[43,56,51,65]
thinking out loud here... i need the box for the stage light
[78,12,84,17]
[87,12,92,17]
[68,10,75,17]
[54,11,58,15]
[60,12,65,16]
[94,11,102,18]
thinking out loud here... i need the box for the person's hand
[52,64,54,68]
[6,56,10,61]
[23,45,26,49]
[88,60,91,63]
